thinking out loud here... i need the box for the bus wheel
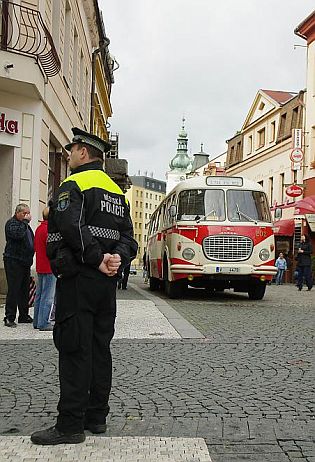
[165,279,186,299]
[149,276,160,291]
[248,281,266,300]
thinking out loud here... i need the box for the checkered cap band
[73,135,104,152]
[47,232,62,243]
[88,226,120,240]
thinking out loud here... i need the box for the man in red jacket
[33,207,56,331]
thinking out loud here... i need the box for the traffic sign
[285,184,303,198]
[290,148,304,163]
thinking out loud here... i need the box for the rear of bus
[147,176,277,299]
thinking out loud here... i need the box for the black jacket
[3,216,34,267]
[296,241,312,267]
[47,161,138,278]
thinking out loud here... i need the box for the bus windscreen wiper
[196,210,216,223]
[236,204,257,224]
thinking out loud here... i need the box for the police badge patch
[57,191,70,211]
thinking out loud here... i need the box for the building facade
[125,176,166,267]
[225,90,304,207]
[0,0,114,291]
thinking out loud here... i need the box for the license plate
[215,267,240,273]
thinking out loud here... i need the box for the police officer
[31,128,137,445]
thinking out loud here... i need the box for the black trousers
[53,270,117,433]
[4,258,30,322]
[118,264,130,289]
[297,266,313,290]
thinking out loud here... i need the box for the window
[145,202,148,209]
[72,29,78,101]
[63,1,71,82]
[227,190,271,222]
[139,212,142,218]
[145,213,148,219]
[258,128,265,148]
[177,189,225,221]
[51,0,61,51]
[280,173,285,203]
[269,177,273,204]
[135,201,138,207]
[48,141,68,201]
[155,195,157,200]
[136,190,139,197]
[150,193,152,199]
[140,191,143,197]
[270,121,276,142]
[146,192,148,198]
[248,135,253,154]
[258,101,265,111]
[79,51,84,113]
[230,146,235,162]
[291,107,299,129]
[279,113,287,137]
[149,203,152,209]
[135,212,138,218]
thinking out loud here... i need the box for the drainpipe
[90,47,101,132]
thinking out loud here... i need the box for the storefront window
[48,140,68,201]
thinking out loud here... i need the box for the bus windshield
[227,190,271,223]
[177,189,225,221]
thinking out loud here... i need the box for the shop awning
[273,219,295,236]
[294,195,315,215]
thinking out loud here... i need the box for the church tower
[166,118,192,194]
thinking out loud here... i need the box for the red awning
[294,195,315,215]
[273,219,295,237]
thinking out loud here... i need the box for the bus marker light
[260,276,266,281]
[188,275,194,281]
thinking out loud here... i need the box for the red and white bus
[146,176,277,300]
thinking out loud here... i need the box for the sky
[99,0,314,181]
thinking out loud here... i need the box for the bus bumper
[170,263,278,277]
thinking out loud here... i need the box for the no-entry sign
[290,148,304,163]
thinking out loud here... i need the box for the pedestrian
[117,263,130,290]
[33,207,56,331]
[296,235,313,291]
[143,249,148,283]
[275,252,287,285]
[31,127,137,445]
[3,204,34,327]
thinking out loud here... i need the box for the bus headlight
[182,248,195,261]
[259,248,270,261]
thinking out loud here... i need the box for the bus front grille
[203,235,253,261]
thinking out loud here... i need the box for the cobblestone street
[0,277,314,461]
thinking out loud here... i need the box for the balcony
[0,0,60,78]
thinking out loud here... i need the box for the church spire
[169,118,191,171]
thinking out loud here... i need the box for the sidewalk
[0,278,212,462]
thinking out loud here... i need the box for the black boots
[31,426,85,445]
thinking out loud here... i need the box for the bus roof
[167,176,264,197]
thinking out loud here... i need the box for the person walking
[117,263,130,290]
[275,252,287,285]
[296,234,313,291]
[31,127,137,446]
[3,204,34,327]
[33,207,56,331]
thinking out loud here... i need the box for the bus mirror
[274,208,282,220]
[169,205,177,218]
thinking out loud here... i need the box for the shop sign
[0,112,19,134]
[285,184,303,198]
[292,129,303,149]
[0,107,22,147]
[305,214,315,232]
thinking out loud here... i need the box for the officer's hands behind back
[98,253,121,276]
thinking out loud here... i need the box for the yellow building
[0,0,114,291]
[125,176,166,267]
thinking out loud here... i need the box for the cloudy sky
[99,0,314,180]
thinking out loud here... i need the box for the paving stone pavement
[0,280,314,462]
[0,436,212,461]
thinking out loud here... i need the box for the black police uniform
[46,129,137,434]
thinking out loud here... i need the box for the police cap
[64,127,111,155]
